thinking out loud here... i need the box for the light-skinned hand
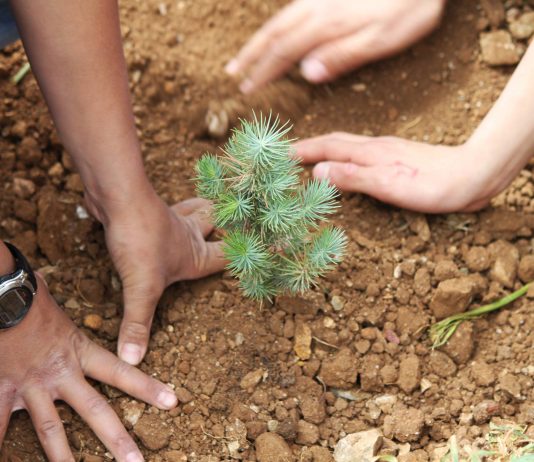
[226,0,446,93]
[0,275,177,462]
[295,133,503,213]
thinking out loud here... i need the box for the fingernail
[301,59,329,82]
[225,59,239,75]
[239,78,254,94]
[314,162,331,179]
[126,452,144,462]
[158,389,178,409]
[120,343,142,365]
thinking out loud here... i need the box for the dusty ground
[1,0,534,461]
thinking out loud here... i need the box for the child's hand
[296,133,500,214]
[226,0,446,93]
[86,194,225,366]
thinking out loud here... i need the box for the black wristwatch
[0,242,37,330]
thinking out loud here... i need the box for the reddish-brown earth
[1,0,533,460]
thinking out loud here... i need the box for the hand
[86,193,225,366]
[296,133,509,213]
[226,0,446,93]
[0,275,178,462]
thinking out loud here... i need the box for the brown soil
[1,0,534,461]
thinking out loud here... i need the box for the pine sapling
[195,114,347,300]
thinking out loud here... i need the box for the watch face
[0,287,33,328]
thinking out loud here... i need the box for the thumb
[313,161,375,192]
[300,31,376,83]
[118,280,163,365]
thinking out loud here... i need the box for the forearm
[9,0,154,220]
[468,42,534,184]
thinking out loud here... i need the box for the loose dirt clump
[1,0,534,461]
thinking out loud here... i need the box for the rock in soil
[471,360,496,386]
[398,355,421,393]
[301,446,334,462]
[83,314,103,331]
[429,277,478,319]
[383,407,425,443]
[429,351,457,378]
[133,414,172,450]
[255,432,293,462]
[175,386,194,404]
[299,394,326,425]
[464,246,490,272]
[296,420,320,445]
[440,321,474,365]
[120,400,145,429]
[276,292,324,315]
[509,12,534,40]
[518,255,534,283]
[479,30,520,66]
[498,373,522,399]
[333,429,383,462]
[240,368,264,390]
[294,322,312,360]
[473,400,500,424]
[319,348,358,389]
[489,239,519,288]
[396,307,429,337]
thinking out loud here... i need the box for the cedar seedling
[195,114,347,300]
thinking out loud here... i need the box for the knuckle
[38,419,62,438]
[111,360,134,382]
[341,162,358,177]
[85,395,109,416]
[27,351,74,385]
[267,41,294,62]
[111,434,137,454]
[122,321,150,339]
[0,380,17,404]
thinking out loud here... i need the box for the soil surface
[1,0,534,461]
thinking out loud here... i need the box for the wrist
[463,133,528,201]
[84,175,160,228]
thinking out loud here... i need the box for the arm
[295,41,534,213]
[10,0,224,366]
[9,0,149,219]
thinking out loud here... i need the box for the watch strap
[1,242,37,291]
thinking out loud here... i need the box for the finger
[83,342,177,410]
[186,209,214,238]
[239,21,323,93]
[313,161,387,194]
[173,201,215,238]
[0,404,11,449]
[295,135,380,166]
[313,160,418,207]
[300,28,380,83]
[171,198,212,217]
[24,390,74,462]
[118,282,160,366]
[191,241,226,279]
[226,1,309,77]
[60,379,144,462]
